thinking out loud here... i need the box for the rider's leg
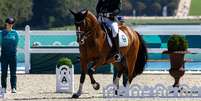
[103,17,121,61]
[110,22,121,61]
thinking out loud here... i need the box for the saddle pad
[107,29,128,48]
[118,30,128,47]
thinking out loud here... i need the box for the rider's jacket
[96,0,121,17]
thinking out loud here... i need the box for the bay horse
[70,9,148,98]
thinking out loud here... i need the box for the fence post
[25,25,30,73]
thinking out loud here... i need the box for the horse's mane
[86,11,100,25]
[85,11,103,36]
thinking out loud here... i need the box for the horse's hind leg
[72,62,87,98]
[113,67,122,88]
[113,57,128,95]
[113,67,128,87]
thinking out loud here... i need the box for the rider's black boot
[111,35,121,62]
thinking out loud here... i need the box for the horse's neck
[88,14,106,40]
[86,12,108,51]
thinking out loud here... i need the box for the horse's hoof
[93,82,100,90]
[115,90,118,95]
[72,93,80,98]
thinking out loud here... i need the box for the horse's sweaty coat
[70,10,148,98]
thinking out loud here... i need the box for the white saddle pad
[107,30,128,48]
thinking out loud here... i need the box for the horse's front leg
[72,62,87,98]
[88,62,100,90]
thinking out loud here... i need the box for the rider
[96,0,122,62]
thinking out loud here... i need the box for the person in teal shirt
[0,17,19,93]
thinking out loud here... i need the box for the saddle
[100,22,128,48]
[100,16,124,39]
[101,22,113,39]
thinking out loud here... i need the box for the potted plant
[56,57,74,93]
[163,35,189,88]
[56,57,73,68]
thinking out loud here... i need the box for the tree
[134,1,146,16]
[121,0,133,16]
[159,0,169,7]
[149,2,162,16]
[31,0,56,28]
[167,2,177,16]
[52,0,96,27]
[0,0,33,28]
[31,0,96,28]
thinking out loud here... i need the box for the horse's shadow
[12,92,103,100]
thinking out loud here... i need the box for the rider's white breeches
[98,17,119,37]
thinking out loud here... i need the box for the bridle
[75,19,93,45]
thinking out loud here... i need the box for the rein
[81,30,93,42]
[75,15,103,45]
[76,19,94,45]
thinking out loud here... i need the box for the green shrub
[57,57,72,68]
[168,35,188,51]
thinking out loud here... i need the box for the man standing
[0,17,19,93]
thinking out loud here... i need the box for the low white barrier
[0,88,4,99]
[20,25,201,73]
[103,84,201,98]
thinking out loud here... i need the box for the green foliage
[131,0,179,16]
[167,2,177,16]
[121,0,133,16]
[31,0,96,28]
[168,35,188,51]
[0,0,183,29]
[125,18,201,25]
[0,0,33,28]
[134,1,146,16]
[57,57,73,68]
[149,2,162,16]
[189,0,201,16]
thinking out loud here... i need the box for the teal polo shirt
[0,29,19,56]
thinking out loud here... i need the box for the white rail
[19,25,201,73]
[148,48,201,53]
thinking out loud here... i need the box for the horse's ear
[83,10,88,17]
[69,9,76,16]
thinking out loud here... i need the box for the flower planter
[163,50,190,87]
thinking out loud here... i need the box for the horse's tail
[133,31,148,77]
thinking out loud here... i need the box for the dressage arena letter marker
[103,84,201,98]
[56,65,74,93]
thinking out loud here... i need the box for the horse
[70,9,148,98]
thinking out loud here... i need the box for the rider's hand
[112,9,120,16]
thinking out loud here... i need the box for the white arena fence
[0,25,201,73]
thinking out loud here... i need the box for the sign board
[56,65,74,93]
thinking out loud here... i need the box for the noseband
[75,19,92,45]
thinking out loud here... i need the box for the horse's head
[70,9,95,45]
